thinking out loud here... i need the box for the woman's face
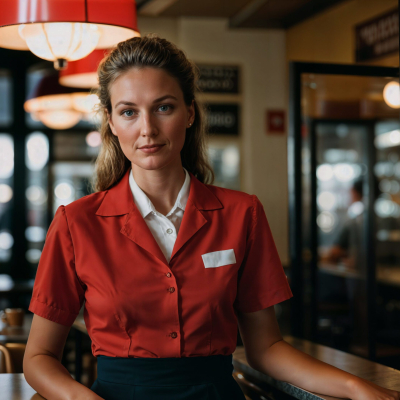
[107,67,195,171]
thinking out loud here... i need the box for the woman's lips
[139,145,165,153]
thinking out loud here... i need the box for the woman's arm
[23,314,103,400]
[237,306,400,400]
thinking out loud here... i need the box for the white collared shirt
[129,167,191,263]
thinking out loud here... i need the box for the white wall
[137,17,289,265]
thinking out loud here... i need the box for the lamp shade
[59,49,109,88]
[0,0,140,69]
[24,73,98,130]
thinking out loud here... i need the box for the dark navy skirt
[90,354,246,400]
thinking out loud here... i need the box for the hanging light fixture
[0,0,140,70]
[24,73,99,130]
[59,49,108,88]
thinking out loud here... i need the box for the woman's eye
[122,110,134,117]
[158,105,172,112]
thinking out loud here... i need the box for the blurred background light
[317,211,336,232]
[0,231,13,250]
[86,131,102,147]
[317,164,334,181]
[0,274,14,290]
[375,129,400,149]
[383,81,400,109]
[348,201,364,218]
[0,135,14,179]
[375,198,400,218]
[221,146,239,178]
[0,184,13,203]
[333,163,355,182]
[26,249,42,263]
[26,132,49,171]
[54,182,75,200]
[25,226,47,243]
[317,191,337,210]
[26,185,47,205]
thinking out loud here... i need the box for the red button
[168,287,175,293]
[166,272,171,278]
[170,332,177,338]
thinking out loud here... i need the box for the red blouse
[28,168,293,358]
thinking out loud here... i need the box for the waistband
[96,354,234,386]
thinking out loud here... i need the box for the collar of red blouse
[95,168,223,266]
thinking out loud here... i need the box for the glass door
[289,62,400,368]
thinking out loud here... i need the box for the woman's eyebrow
[115,95,178,108]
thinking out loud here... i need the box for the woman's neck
[131,161,186,216]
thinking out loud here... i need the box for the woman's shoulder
[203,183,255,209]
[63,190,107,217]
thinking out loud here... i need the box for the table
[8,313,400,399]
[0,374,44,400]
[232,336,400,400]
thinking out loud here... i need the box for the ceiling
[136,0,350,29]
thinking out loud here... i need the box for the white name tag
[201,249,236,268]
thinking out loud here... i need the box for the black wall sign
[197,65,239,94]
[355,8,399,62]
[206,104,239,135]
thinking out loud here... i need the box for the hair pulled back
[91,34,214,192]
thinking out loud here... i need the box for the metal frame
[288,61,399,360]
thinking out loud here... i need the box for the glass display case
[289,62,400,369]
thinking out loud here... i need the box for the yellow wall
[287,0,398,66]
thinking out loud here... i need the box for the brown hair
[91,34,214,192]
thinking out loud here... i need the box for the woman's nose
[140,113,158,136]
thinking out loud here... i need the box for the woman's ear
[106,108,117,136]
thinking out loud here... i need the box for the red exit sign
[266,109,286,135]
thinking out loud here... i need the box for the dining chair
[0,343,26,373]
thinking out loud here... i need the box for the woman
[23,35,399,400]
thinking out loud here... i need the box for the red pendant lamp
[24,73,99,130]
[59,49,108,88]
[0,0,140,70]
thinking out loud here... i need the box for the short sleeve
[28,205,85,326]
[234,195,293,313]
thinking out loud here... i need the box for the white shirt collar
[129,167,191,218]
